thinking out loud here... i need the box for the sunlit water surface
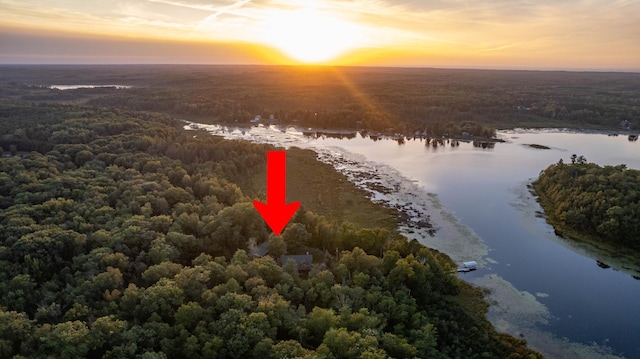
[48,84,132,90]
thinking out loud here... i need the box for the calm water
[315,130,640,358]
[48,84,132,90]
[193,123,640,358]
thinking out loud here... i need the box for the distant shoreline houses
[250,114,276,123]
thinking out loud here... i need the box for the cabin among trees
[281,254,313,274]
[0,89,543,357]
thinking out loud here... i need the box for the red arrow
[253,151,301,236]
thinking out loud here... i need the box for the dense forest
[0,102,541,358]
[2,65,640,137]
[533,157,640,250]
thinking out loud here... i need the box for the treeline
[4,65,640,136]
[533,156,640,249]
[0,103,540,358]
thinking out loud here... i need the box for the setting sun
[260,6,362,63]
[0,0,639,69]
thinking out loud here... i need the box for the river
[187,123,640,359]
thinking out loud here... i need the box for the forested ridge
[533,157,640,250]
[0,102,541,358]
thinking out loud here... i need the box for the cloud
[0,26,278,64]
[146,0,222,12]
[0,0,638,69]
[197,0,253,25]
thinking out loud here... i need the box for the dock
[457,261,478,273]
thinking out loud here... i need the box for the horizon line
[1,63,639,74]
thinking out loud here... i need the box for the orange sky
[1,0,639,70]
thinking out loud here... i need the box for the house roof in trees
[281,254,313,272]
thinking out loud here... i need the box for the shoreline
[185,120,629,359]
[524,182,640,279]
[499,127,639,137]
[193,121,509,143]
[184,120,489,264]
[506,182,630,358]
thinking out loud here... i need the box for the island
[524,144,551,150]
[533,156,640,251]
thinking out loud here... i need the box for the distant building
[280,254,312,272]
[621,120,630,130]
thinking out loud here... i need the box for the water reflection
[307,128,640,358]
[473,140,496,149]
[299,129,501,149]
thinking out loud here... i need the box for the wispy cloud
[146,0,220,12]
[197,0,253,25]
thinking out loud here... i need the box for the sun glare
[261,6,361,63]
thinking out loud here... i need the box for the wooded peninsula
[0,102,540,357]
